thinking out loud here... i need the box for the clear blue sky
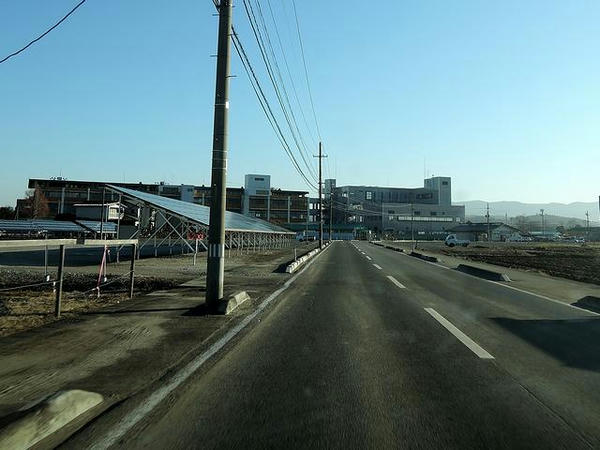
[1,0,599,206]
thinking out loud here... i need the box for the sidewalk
[0,245,311,420]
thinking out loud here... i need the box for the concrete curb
[216,291,251,315]
[409,251,440,263]
[285,243,330,274]
[456,264,511,282]
[0,390,103,450]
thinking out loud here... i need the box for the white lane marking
[90,245,333,450]
[365,256,372,260]
[380,245,598,318]
[387,275,406,289]
[424,308,494,359]
[487,281,600,317]
[373,264,382,270]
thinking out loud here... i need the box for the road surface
[67,241,600,449]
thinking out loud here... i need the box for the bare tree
[22,186,50,219]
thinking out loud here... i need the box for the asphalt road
[70,241,600,449]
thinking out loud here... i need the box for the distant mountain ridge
[456,200,598,221]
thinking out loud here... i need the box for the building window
[430,211,437,216]
[254,177,264,181]
[442,181,449,185]
[388,210,395,214]
[366,191,373,200]
[414,211,421,216]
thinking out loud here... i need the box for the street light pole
[206,0,233,305]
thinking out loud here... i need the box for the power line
[265,0,318,150]
[0,0,87,65]
[243,0,318,183]
[211,0,316,190]
[231,30,317,190]
[292,0,321,140]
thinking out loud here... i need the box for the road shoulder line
[89,244,333,450]
[424,307,494,359]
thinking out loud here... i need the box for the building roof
[449,222,520,233]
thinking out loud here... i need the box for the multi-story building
[242,174,308,225]
[22,175,308,227]
[24,178,160,217]
[326,176,465,239]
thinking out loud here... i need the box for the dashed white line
[424,308,494,359]
[365,256,372,260]
[373,264,382,270]
[387,275,406,289]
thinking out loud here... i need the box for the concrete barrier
[409,251,439,263]
[456,264,511,282]
[216,291,251,315]
[0,390,103,450]
[285,243,330,274]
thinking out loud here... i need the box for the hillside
[457,200,598,221]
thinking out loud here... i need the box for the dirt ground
[0,243,315,336]
[394,241,600,286]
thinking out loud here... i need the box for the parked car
[445,234,469,247]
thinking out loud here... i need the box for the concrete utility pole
[486,203,491,242]
[540,208,545,236]
[314,142,327,249]
[329,192,333,242]
[586,211,590,240]
[206,0,233,305]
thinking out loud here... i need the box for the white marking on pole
[373,264,382,270]
[365,256,372,260]
[424,308,494,359]
[89,245,333,450]
[386,275,406,289]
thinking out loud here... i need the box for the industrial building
[325,176,465,239]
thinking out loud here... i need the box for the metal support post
[55,244,66,318]
[129,244,136,298]
[100,187,106,240]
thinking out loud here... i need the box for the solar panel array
[77,220,117,234]
[107,185,292,233]
[0,220,86,233]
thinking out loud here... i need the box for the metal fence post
[129,244,136,299]
[55,244,66,318]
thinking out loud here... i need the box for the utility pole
[486,203,491,242]
[206,0,233,305]
[329,192,333,242]
[540,208,545,237]
[314,142,327,249]
[586,211,590,241]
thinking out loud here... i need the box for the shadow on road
[492,317,600,372]
[573,296,600,314]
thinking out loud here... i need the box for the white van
[445,234,469,247]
